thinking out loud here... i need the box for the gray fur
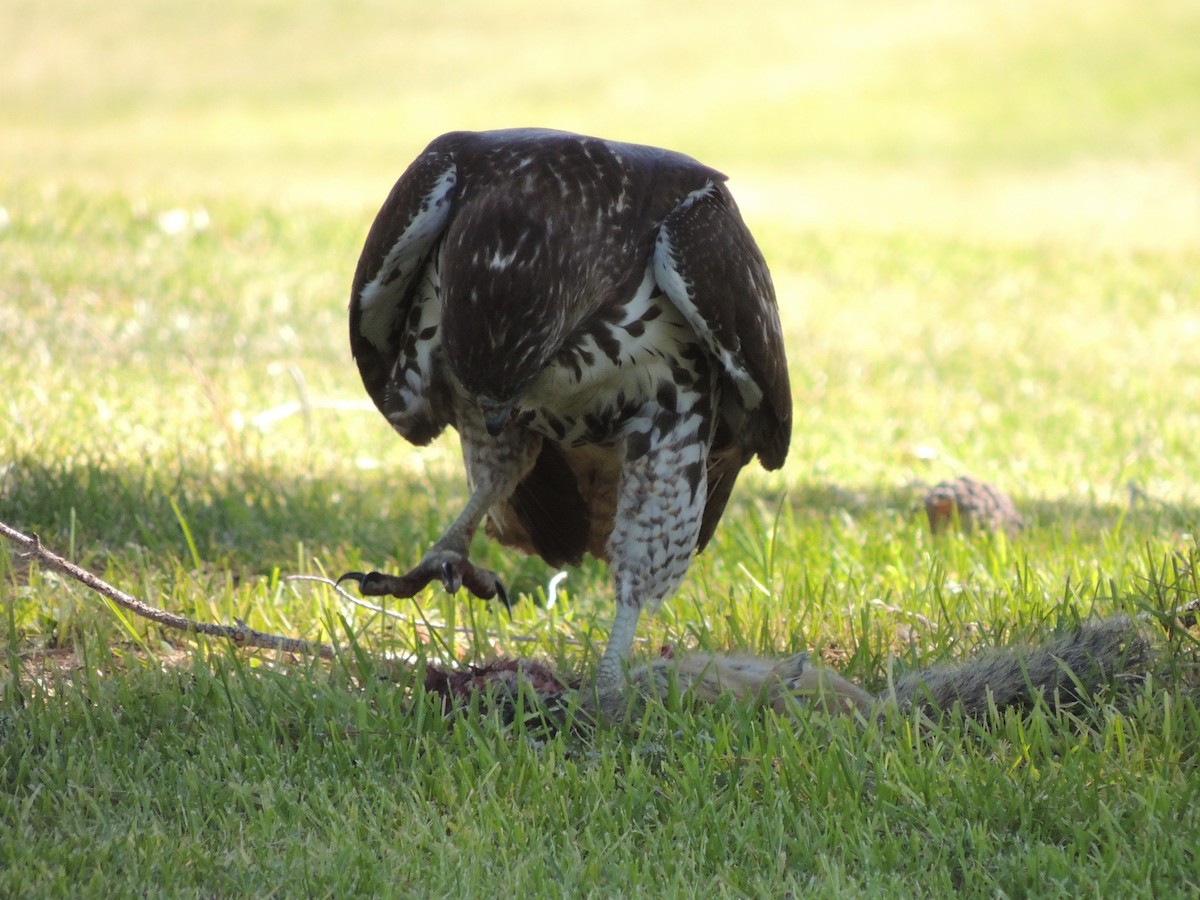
[889,617,1152,719]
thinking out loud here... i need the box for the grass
[3,0,1200,895]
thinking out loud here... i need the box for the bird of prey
[339,128,791,691]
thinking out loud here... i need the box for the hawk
[339,128,791,691]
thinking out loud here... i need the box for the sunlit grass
[3,0,1200,894]
[5,0,1198,240]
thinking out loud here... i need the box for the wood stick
[0,520,336,659]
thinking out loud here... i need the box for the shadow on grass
[4,455,1197,576]
[776,480,1200,540]
[0,451,450,571]
[5,455,1198,723]
[0,452,592,614]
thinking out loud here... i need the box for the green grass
[4,0,1200,895]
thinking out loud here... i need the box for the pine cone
[924,476,1023,537]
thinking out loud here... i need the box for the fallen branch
[0,520,336,659]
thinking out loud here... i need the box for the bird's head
[444,320,548,437]
[441,193,574,435]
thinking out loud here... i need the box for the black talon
[334,564,510,610]
[495,580,512,617]
[335,571,367,588]
[336,571,391,594]
[440,561,462,594]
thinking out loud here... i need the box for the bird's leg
[595,601,643,693]
[339,423,540,609]
[593,403,710,696]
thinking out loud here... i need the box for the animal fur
[424,616,1159,728]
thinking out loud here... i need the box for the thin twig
[284,573,414,621]
[282,574,584,646]
[0,520,337,659]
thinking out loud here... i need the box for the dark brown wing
[653,180,793,470]
[348,137,459,437]
[502,442,591,568]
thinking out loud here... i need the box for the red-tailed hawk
[339,129,791,691]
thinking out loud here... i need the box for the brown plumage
[339,129,791,689]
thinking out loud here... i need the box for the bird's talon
[494,580,511,616]
[336,571,393,593]
[440,560,463,594]
[335,571,367,589]
[335,559,506,606]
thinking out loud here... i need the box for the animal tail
[887,617,1154,719]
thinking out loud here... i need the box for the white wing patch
[653,186,764,409]
[385,260,443,430]
[357,164,457,349]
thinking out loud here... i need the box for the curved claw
[440,561,462,594]
[457,563,509,613]
[335,562,511,612]
[334,568,435,598]
[335,571,367,588]
[494,580,511,616]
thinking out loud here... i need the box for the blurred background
[2,0,1199,570]
[4,0,1197,247]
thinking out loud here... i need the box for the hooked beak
[479,398,516,437]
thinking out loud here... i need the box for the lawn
[3,0,1200,895]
